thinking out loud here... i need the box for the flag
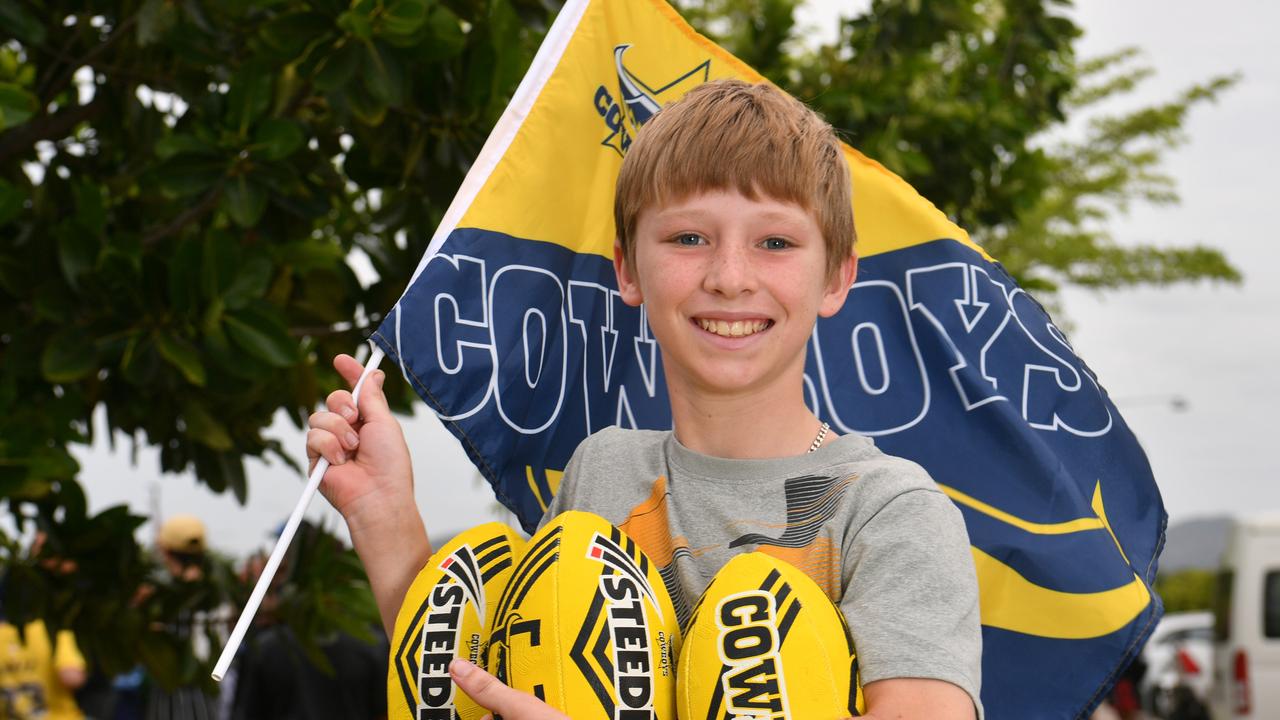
[370,0,1165,716]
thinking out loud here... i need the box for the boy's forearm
[345,494,433,637]
[860,678,977,720]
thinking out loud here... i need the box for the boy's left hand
[449,659,570,720]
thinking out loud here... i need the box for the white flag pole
[211,344,386,681]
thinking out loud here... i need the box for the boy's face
[615,188,856,400]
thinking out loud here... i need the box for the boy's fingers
[308,411,360,451]
[449,660,566,719]
[306,428,347,467]
[325,390,358,423]
[333,353,364,385]
[331,355,391,423]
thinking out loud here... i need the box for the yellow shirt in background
[0,620,86,720]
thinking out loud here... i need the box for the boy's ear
[614,239,644,307]
[818,252,858,318]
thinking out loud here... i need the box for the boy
[307,80,982,719]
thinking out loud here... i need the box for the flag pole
[211,344,386,681]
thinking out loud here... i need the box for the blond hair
[614,79,854,279]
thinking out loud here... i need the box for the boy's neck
[668,380,832,460]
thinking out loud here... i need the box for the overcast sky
[71,0,1280,558]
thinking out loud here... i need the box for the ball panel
[677,552,863,719]
[486,511,682,719]
[389,522,525,720]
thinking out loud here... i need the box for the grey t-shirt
[542,426,983,715]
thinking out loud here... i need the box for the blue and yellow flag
[371,0,1164,716]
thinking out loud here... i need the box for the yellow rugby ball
[677,552,865,719]
[389,522,525,720]
[484,511,681,719]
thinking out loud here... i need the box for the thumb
[354,368,392,422]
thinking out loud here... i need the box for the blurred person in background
[138,515,221,720]
[227,522,387,720]
[0,535,87,720]
[0,616,87,720]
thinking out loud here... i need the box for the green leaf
[154,134,216,161]
[420,5,466,62]
[380,0,428,36]
[361,40,404,106]
[225,307,297,367]
[0,82,38,130]
[346,80,387,126]
[56,221,100,290]
[313,40,361,91]
[204,321,267,381]
[222,175,267,227]
[0,178,25,225]
[337,9,373,41]
[201,233,238,301]
[259,11,333,60]
[0,256,25,295]
[137,0,178,46]
[153,155,225,199]
[0,1,47,45]
[223,255,274,309]
[253,118,305,161]
[167,237,201,313]
[73,179,107,235]
[227,65,275,133]
[155,333,207,386]
[41,330,98,383]
[181,400,233,451]
[126,333,170,386]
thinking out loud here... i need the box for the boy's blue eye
[675,233,704,246]
[762,237,791,250]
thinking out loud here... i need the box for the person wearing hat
[140,514,221,720]
[157,514,207,583]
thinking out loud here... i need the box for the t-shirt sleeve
[840,486,983,715]
[538,434,591,530]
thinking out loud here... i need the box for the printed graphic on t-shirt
[730,474,853,598]
[616,474,853,624]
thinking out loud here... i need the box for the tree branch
[0,94,107,166]
[141,186,222,247]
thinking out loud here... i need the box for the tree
[1156,569,1216,614]
[1,0,550,676]
[0,0,1240,677]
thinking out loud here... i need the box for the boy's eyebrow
[652,206,810,227]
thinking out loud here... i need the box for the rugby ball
[389,522,525,720]
[677,552,866,719]
[484,510,681,719]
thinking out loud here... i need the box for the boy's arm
[309,355,432,635]
[860,678,977,719]
[841,482,984,718]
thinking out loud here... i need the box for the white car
[1141,610,1214,718]
[1210,515,1280,719]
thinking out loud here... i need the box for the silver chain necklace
[807,421,830,453]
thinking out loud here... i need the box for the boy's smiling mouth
[693,317,774,338]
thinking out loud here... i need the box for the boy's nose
[702,242,758,297]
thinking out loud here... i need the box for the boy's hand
[307,354,413,523]
[449,660,570,720]
[308,353,429,635]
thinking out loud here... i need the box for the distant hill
[1158,516,1232,574]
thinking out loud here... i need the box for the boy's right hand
[307,354,413,527]
[309,354,430,636]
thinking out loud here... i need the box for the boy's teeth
[698,318,768,337]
